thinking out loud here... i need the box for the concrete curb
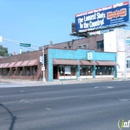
[0,78,130,88]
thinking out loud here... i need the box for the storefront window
[26,67,30,76]
[96,66,114,75]
[71,66,76,76]
[0,69,2,76]
[7,68,10,75]
[86,66,92,75]
[59,66,65,76]
[33,66,37,75]
[127,60,130,68]
[19,67,23,76]
[3,69,6,76]
[59,65,76,76]
[2,68,10,76]
[12,67,16,75]
[80,66,86,76]
[65,66,71,75]
[80,66,92,76]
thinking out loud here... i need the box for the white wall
[116,29,130,77]
[104,29,130,78]
[104,31,117,52]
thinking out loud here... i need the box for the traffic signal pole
[42,46,46,82]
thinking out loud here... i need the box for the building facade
[0,47,117,82]
[46,48,117,81]
[0,51,43,81]
[45,29,130,79]
[103,29,130,77]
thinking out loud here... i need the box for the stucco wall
[48,48,116,81]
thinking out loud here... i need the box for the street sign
[42,66,45,71]
[87,52,93,60]
[40,56,43,63]
[20,43,31,47]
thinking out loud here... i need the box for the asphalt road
[0,81,130,130]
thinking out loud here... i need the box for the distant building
[44,34,104,52]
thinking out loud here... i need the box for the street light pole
[125,44,127,79]
[42,46,46,82]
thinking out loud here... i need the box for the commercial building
[0,46,117,81]
[47,47,117,82]
[44,34,104,52]
[1,29,130,81]
[45,29,130,78]
[3,29,130,81]
[0,51,43,81]
[103,29,130,77]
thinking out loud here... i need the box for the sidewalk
[0,77,130,86]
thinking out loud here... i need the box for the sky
[0,0,128,54]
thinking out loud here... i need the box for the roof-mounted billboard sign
[75,1,129,32]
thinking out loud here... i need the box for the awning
[8,62,16,68]
[27,60,38,66]
[96,61,117,66]
[2,63,10,68]
[20,60,30,67]
[80,60,96,65]
[53,59,80,65]
[14,61,23,67]
[0,63,5,68]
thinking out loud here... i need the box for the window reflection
[80,66,92,76]
[87,66,92,75]
[96,66,114,75]
[80,66,86,76]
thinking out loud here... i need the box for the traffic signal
[44,54,47,65]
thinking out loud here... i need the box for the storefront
[53,59,79,80]
[47,48,117,81]
[0,51,43,81]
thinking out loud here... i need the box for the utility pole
[42,46,46,82]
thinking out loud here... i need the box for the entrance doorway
[53,66,58,79]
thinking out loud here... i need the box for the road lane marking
[119,99,130,102]
[94,87,99,89]
[106,86,114,89]
[20,90,24,92]
[46,108,51,111]
[20,99,33,104]
[94,86,114,89]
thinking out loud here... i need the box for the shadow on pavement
[0,103,16,130]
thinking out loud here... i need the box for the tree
[0,45,9,56]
